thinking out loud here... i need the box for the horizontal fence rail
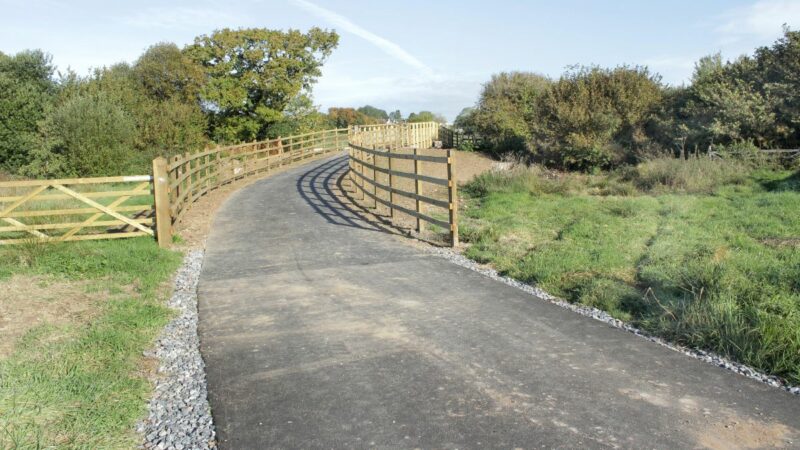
[0,175,155,245]
[346,122,458,246]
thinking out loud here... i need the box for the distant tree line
[458,28,800,171]
[0,24,449,179]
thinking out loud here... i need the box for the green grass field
[0,238,182,448]
[461,158,800,384]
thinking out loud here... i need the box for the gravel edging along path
[424,245,800,397]
[138,250,217,450]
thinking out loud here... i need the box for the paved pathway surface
[198,155,799,449]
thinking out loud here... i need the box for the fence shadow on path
[295,155,404,238]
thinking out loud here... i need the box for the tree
[0,50,55,171]
[453,107,477,133]
[357,105,388,122]
[132,42,204,102]
[327,107,380,127]
[407,110,446,123]
[388,110,403,123]
[186,27,339,143]
[267,91,332,137]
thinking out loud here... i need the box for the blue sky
[2,0,799,120]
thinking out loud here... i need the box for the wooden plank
[6,204,152,218]
[1,217,49,238]
[0,218,152,233]
[349,167,449,208]
[0,184,49,216]
[51,184,154,235]
[349,157,449,186]
[59,181,151,241]
[0,175,151,188]
[0,231,149,246]
[348,144,448,162]
[359,185,450,229]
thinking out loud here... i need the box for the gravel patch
[425,245,800,396]
[138,250,217,449]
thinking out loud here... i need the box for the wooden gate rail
[0,175,154,245]
[347,137,458,247]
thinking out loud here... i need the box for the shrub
[27,92,136,177]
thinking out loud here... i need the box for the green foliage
[132,42,204,102]
[0,50,55,171]
[327,107,381,127]
[407,110,446,123]
[467,28,800,171]
[24,91,137,177]
[472,72,550,154]
[357,105,389,122]
[186,27,338,143]
[462,161,800,383]
[537,65,663,170]
[388,109,403,123]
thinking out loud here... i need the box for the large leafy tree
[357,105,388,122]
[327,107,380,127]
[133,42,204,103]
[0,50,55,171]
[186,27,338,143]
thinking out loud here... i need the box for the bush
[26,92,137,177]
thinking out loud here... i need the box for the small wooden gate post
[152,157,172,248]
[447,149,458,247]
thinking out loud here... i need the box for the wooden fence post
[371,145,377,209]
[152,157,172,248]
[413,147,423,233]
[387,147,394,218]
[447,149,458,247]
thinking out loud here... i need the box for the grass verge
[0,238,182,448]
[461,158,800,384]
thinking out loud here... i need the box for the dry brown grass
[0,275,110,357]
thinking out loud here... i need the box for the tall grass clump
[625,158,749,194]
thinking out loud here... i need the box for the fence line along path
[0,122,449,246]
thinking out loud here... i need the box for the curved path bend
[198,155,799,449]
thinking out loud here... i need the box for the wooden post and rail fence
[347,122,459,246]
[0,122,458,247]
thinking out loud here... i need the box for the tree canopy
[186,27,338,143]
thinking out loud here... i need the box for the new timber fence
[0,122,450,246]
[0,175,155,245]
[347,122,459,246]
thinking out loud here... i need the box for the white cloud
[716,0,800,40]
[123,6,244,30]
[289,0,435,77]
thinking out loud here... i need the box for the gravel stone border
[138,250,217,449]
[425,245,800,396]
